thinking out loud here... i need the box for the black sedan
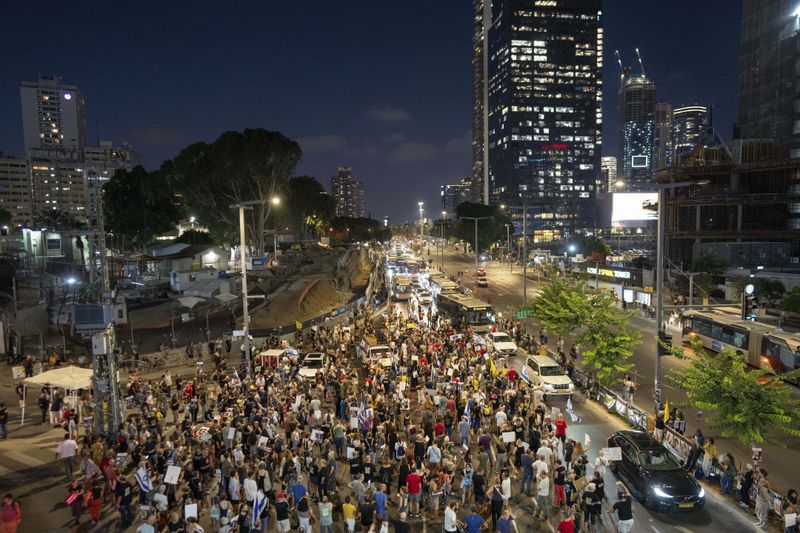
[607,430,705,513]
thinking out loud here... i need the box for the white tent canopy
[21,366,93,425]
[24,366,93,391]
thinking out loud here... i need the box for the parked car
[607,430,705,513]
[520,355,575,395]
[298,352,327,381]
[476,278,489,288]
[485,331,517,356]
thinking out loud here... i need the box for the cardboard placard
[226,428,236,441]
[350,417,359,429]
[164,466,181,485]
[502,431,516,443]
[258,436,269,448]
[601,447,622,461]
[347,447,356,459]
[785,513,797,528]
[185,503,198,519]
[312,429,324,443]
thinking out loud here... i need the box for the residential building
[671,105,709,167]
[653,103,672,170]
[0,155,32,226]
[330,166,365,218]
[601,156,618,192]
[481,0,603,242]
[738,0,800,147]
[20,75,86,153]
[618,67,656,190]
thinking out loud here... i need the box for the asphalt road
[430,246,782,531]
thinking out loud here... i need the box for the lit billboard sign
[631,155,649,168]
[611,192,657,223]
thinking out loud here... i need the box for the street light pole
[231,199,265,380]
[418,202,424,240]
[653,179,709,412]
[505,224,511,273]
[460,216,491,265]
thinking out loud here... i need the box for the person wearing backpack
[0,493,21,533]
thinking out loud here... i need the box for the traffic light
[742,292,758,320]
[657,330,673,356]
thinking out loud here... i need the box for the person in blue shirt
[496,509,515,533]
[464,505,487,533]
[374,484,388,520]
[290,479,307,506]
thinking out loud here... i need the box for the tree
[103,166,181,250]
[454,202,510,253]
[689,252,726,276]
[669,338,800,446]
[754,277,786,306]
[781,287,800,314]
[35,208,82,230]
[576,235,611,258]
[329,217,390,243]
[523,270,592,338]
[176,230,214,245]
[521,269,639,386]
[286,175,336,239]
[164,129,301,254]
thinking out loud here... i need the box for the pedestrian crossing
[0,428,64,477]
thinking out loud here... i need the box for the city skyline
[0,1,741,222]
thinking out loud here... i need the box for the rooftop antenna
[635,48,646,77]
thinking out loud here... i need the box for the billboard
[611,193,657,224]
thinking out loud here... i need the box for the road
[431,245,784,531]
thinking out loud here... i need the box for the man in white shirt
[536,471,551,521]
[55,432,78,481]
[243,474,258,506]
[533,455,549,478]
[495,406,508,429]
[536,444,553,466]
[443,502,459,532]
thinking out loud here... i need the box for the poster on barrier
[604,394,616,411]
[614,401,627,417]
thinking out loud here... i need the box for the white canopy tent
[21,366,93,425]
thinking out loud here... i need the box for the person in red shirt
[506,369,518,382]
[406,469,423,518]
[555,417,567,443]
[434,420,445,438]
[557,513,575,533]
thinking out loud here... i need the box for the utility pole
[687,272,698,306]
[231,200,265,379]
[461,216,491,265]
[507,204,531,304]
[505,224,512,273]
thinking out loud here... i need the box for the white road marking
[3,449,45,467]
[650,526,663,533]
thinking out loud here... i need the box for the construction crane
[614,50,624,75]
[635,48,646,77]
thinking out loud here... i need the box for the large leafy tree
[329,217,390,243]
[103,166,181,250]
[669,338,800,445]
[286,175,336,239]
[781,287,800,314]
[521,270,638,386]
[454,202,509,253]
[164,129,301,254]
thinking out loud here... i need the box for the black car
[607,430,705,513]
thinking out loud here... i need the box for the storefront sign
[587,266,631,280]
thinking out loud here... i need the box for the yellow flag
[490,359,498,376]
[296,321,303,331]
[663,399,670,423]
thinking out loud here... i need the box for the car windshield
[639,449,682,471]
[539,365,564,377]
[371,348,390,357]
[303,358,323,368]
[493,334,511,343]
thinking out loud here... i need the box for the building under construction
[655,138,800,268]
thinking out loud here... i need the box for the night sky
[0,1,741,224]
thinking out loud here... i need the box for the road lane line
[3,449,47,468]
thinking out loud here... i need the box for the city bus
[763,330,800,385]
[429,277,459,297]
[681,309,776,371]
[392,274,413,301]
[436,293,495,333]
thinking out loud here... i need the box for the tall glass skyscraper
[618,68,656,190]
[477,0,603,242]
[671,105,709,166]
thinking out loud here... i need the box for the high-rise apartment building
[330,167,365,218]
[20,75,86,153]
[618,67,656,189]
[601,156,618,192]
[738,0,800,147]
[480,0,603,242]
[653,103,672,170]
[671,105,709,166]
[0,77,134,228]
[441,179,473,215]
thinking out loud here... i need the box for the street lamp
[504,223,512,273]
[461,216,491,265]
[440,212,447,271]
[653,178,710,411]
[418,202,424,240]
[229,199,265,379]
[270,196,281,253]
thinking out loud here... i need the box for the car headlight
[543,383,555,390]
[653,487,672,499]
[698,487,705,498]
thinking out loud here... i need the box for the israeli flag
[253,490,267,525]
[135,466,153,493]
[566,397,581,423]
